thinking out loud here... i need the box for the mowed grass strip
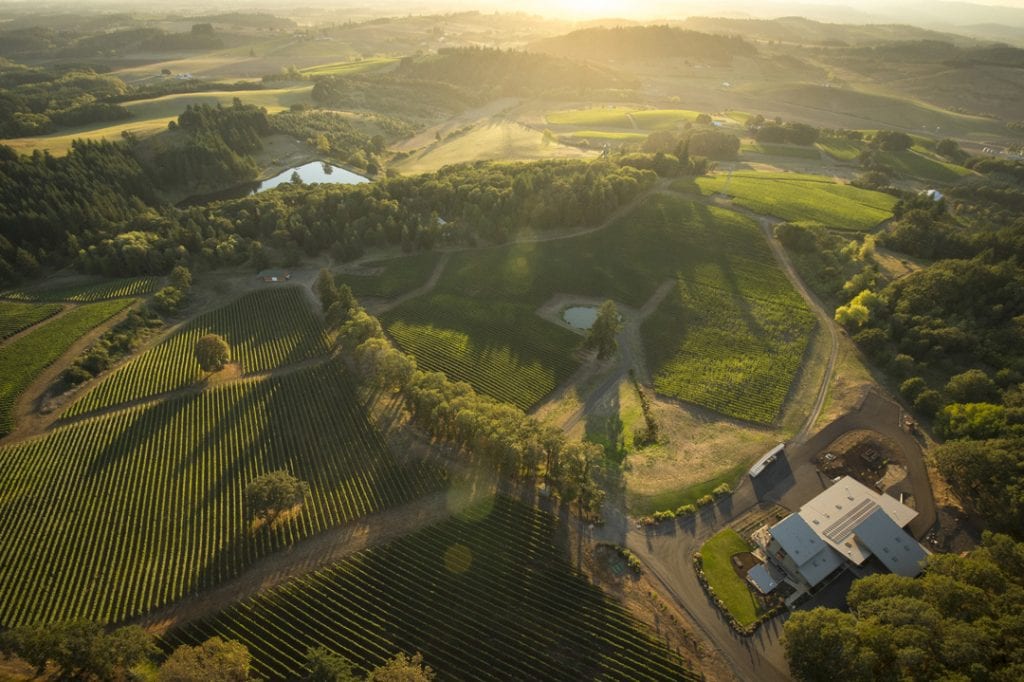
[163,498,699,682]
[0,299,132,435]
[546,107,634,128]
[383,294,579,411]
[700,529,761,627]
[300,57,399,77]
[2,276,160,303]
[0,301,64,340]
[66,287,328,417]
[0,361,444,627]
[697,171,898,231]
[337,252,440,299]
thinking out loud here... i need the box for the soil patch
[816,429,902,491]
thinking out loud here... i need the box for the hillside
[529,25,756,63]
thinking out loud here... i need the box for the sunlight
[555,0,632,18]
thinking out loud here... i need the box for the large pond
[562,305,599,330]
[180,161,370,206]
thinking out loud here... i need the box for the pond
[180,161,370,206]
[562,305,599,330]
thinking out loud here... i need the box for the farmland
[873,150,974,183]
[1,276,161,303]
[384,294,580,411]
[337,252,441,299]
[696,171,898,231]
[545,107,702,130]
[383,193,815,422]
[300,57,399,77]
[66,287,328,417]
[816,137,864,161]
[163,497,697,681]
[0,299,133,436]
[0,301,63,340]
[741,142,822,160]
[0,361,443,627]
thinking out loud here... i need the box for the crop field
[0,301,64,341]
[565,130,647,142]
[163,497,697,681]
[66,287,328,417]
[337,253,441,299]
[697,171,898,231]
[300,57,399,77]
[384,294,580,411]
[386,194,814,420]
[741,142,822,159]
[1,276,160,303]
[816,137,864,161]
[0,299,133,436]
[873,150,973,182]
[394,122,595,175]
[0,361,443,627]
[643,269,816,424]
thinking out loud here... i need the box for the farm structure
[258,270,292,283]
[750,476,929,605]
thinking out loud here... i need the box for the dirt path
[370,252,451,315]
[138,489,466,635]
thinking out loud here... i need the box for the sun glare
[556,0,631,19]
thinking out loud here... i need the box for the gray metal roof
[853,509,929,577]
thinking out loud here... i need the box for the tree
[0,620,156,679]
[584,300,622,360]
[936,402,1007,440]
[783,609,872,682]
[171,265,193,290]
[153,285,184,316]
[945,369,999,404]
[900,376,927,401]
[935,439,1024,534]
[367,652,435,682]
[305,646,359,682]
[194,333,230,372]
[314,268,340,312]
[159,637,251,682]
[245,470,309,521]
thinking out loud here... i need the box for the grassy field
[3,85,312,156]
[66,287,328,417]
[873,150,973,183]
[1,276,160,303]
[565,130,648,142]
[385,193,814,421]
[384,295,580,411]
[337,252,440,299]
[700,529,761,627]
[629,109,702,129]
[0,299,132,435]
[696,171,898,231]
[742,142,822,160]
[0,361,443,627]
[395,122,596,174]
[816,137,864,161]
[545,107,634,128]
[163,497,698,681]
[0,301,64,341]
[300,57,399,77]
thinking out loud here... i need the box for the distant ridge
[529,25,757,63]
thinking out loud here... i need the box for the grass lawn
[629,463,750,515]
[700,529,761,626]
[697,171,898,231]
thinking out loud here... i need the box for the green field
[164,497,697,681]
[816,137,864,161]
[300,57,399,77]
[0,301,64,340]
[629,109,702,129]
[700,529,761,627]
[545,107,634,128]
[65,287,328,417]
[383,295,580,411]
[874,150,973,183]
[742,142,822,159]
[385,194,814,420]
[0,299,132,435]
[697,171,898,231]
[1,276,160,303]
[566,130,648,142]
[0,361,443,627]
[337,252,440,299]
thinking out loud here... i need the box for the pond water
[180,161,370,206]
[562,305,599,330]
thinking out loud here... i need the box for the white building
[755,476,929,596]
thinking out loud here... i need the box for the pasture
[65,287,328,417]
[337,252,441,299]
[163,497,697,681]
[696,171,898,231]
[0,361,442,627]
[0,301,63,341]
[0,299,133,436]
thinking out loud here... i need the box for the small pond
[562,305,599,330]
[180,161,370,206]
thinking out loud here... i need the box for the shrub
[675,504,697,516]
[696,494,715,507]
[712,482,732,497]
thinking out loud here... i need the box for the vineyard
[0,299,133,436]
[0,360,443,627]
[66,287,329,417]
[1,276,161,302]
[383,294,579,410]
[0,301,64,340]
[163,498,698,681]
[336,252,440,299]
[696,171,898,231]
